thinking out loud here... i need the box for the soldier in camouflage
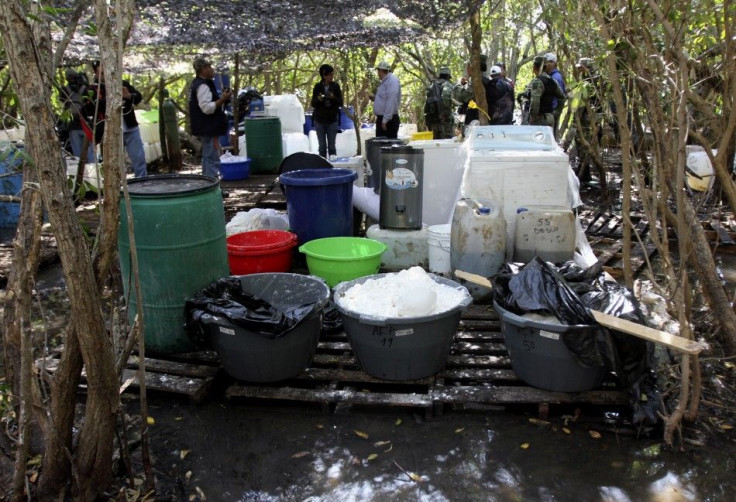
[529,55,566,129]
[426,66,457,139]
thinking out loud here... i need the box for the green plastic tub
[299,237,387,287]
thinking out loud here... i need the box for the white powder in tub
[336,267,469,318]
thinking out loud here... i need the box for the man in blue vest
[189,57,231,178]
[544,53,567,140]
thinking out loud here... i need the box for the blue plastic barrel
[0,146,24,228]
[339,106,355,131]
[280,168,357,245]
[303,113,315,135]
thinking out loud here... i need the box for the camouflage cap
[533,55,546,67]
[193,57,212,73]
[438,66,451,76]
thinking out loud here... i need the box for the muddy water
[141,399,736,501]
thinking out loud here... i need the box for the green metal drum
[118,175,229,353]
[245,117,283,174]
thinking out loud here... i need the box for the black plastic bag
[185,277,318,347]
[492,257,662,426]
[320,300,344,334]
[493,258,596,325]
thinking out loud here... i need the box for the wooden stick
[453,270,703,355]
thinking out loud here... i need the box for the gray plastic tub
[333,273,472,381]
[494,302,608,392]
[208,273,330,382]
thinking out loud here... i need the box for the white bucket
[428,224,452,274]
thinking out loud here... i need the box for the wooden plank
[432,385,628,406]
[128,356,220,379]
[438,368,519,381]
[455,270,703,355]
[226,385,434,407]
[590,311,703,355]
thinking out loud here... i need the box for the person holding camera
[60,68,96,162]
[310,64,343,160]
[91,61,148,177]
[189,57,231,178]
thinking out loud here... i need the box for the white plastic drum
[427,224,452,274]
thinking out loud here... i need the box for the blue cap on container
[517,207,528,213]
[479,207,491,214]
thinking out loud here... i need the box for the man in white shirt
[371,61,401,139]
[188,57,232,178]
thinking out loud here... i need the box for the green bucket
[118,175,230,353]
[245,117,283,174]
[299,237,387,288]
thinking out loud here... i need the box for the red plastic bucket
[226,230,298,274]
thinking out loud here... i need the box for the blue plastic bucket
[0,146,24,228]
[280,168,357,245]
[339,106,354,131]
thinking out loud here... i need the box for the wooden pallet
[35,349,222,404]
[225,304,628,417]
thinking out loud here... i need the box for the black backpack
[424,80,443,123]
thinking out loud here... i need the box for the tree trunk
[469,8,488,124]
[0,2,120,499]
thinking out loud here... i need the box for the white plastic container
[366,224,428,270]
[685,145,716,192]
[462,149,571,257]
[514,206,576,263]
[282,132,310,157]
[332,156,366,186]
[407,139,467,226]
[335,129,358,157]
[427,224,451,274]
[450,199,506,300]
[238,134,248,158]
[264,94,305,134]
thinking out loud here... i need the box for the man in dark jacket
[485,65,514,125]
[92,61,148,177]
[189,57,231,178]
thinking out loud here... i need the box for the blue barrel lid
[279,168,357,186]
[125,174,220,196]
[478,207,491,214]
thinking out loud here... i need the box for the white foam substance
[337,267,469,318]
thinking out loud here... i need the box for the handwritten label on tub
[219,326,236,336]
[395,328,414,337]
[539,330,560,340]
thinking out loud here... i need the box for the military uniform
[426,67,457,139]
[529,68,565,128]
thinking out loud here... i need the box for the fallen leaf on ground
[408,472,423,482]
[395,418,402,426]
[180,449,191,460]
[175,417,183,421]
[721,424,733,430]
[366,453,378,461]
[291,451,309,458]
[528,418,550,427]
[562,427,571,434]
[455,427,465,433]
[374,440,391,447]
[146,416,155,426]
[29,471,38,483]
[185,471,192,483]
[520,443,530,449]
[354,430,369,439]
[195,486,206,500]
[588,430,602,439]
